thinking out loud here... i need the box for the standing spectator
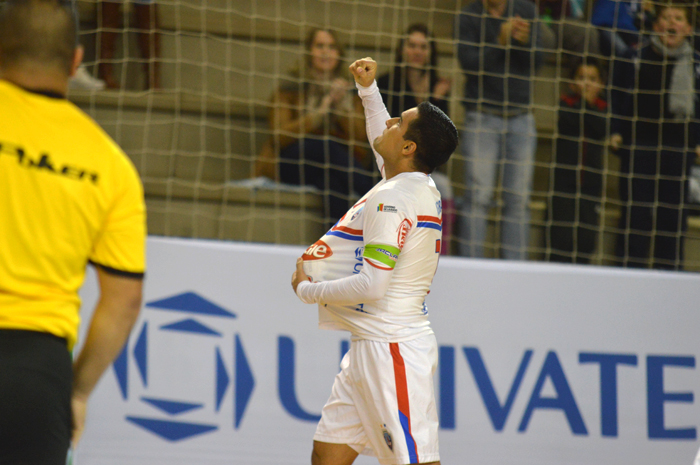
[547,61,608,263]
[255,28,374,228]
[591,0,655,56]
[610,1,700,270]
[377,23,454,254]
[98,0,160,89]
[533,0,600,68]
[0,0,145,463]
[456,0,544,259]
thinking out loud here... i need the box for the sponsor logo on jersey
[377,203,397,213]
[302,240,333,260]
[436,200,442,216]
[0,140,100,185]
[396,218,412,249]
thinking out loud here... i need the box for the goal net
[69,0,700,271]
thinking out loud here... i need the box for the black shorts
[0,329,72,465]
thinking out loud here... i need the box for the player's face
[373,107,419,159]
[654,7,692,49]
[403,32,430,69]
[310,30,340,75]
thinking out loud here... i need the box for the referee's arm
[71,267,143,445]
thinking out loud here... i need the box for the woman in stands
[376,23,450,118]
[376,23,454,254]
[256,28,374,227]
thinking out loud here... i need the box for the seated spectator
[547,61,607,264]
[255,28,374,227]
[98,1,161,89]
[610,1,699,270]
[376,23,454,254]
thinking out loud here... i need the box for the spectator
[591,0,655,56]
[376,23,455,254]
[610,1,700,270]
[255,28,374,228]
[97,0,160,89]
[377,23,450,118]
[0,0,145,462]
[533,0,601,67]
[547,61,608,263]
[456,0,544,259]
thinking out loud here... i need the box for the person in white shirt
[292,57,458,465]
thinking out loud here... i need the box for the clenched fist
[349,57,378,88]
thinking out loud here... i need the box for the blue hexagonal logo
[112,291,255,441]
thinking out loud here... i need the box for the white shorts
[314,335,440,465]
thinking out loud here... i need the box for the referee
[0,1,146,464]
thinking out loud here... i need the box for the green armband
[363,244,401,269]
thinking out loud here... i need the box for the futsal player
[291,57,458,465]
[0,1,146,463]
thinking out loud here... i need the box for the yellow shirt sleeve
[89,156,147,275]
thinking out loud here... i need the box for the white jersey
[297,81,443,342]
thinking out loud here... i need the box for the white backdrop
[75,237,700,464]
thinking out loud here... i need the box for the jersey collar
[22,88,66,99]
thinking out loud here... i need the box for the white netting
[68,0,700,271]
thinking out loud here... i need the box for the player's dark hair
[403,101,458,174]
[0,0,78,75]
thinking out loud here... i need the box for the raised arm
[349,57,391,178]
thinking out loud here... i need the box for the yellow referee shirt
[0,81,146,349]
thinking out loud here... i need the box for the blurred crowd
[257,0,699,271]
[69,0,700,271]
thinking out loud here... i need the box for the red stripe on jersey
[331,225,363,235]
[417,215,441,225]
[364,258,393,271]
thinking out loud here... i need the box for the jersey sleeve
[356,80,390,179]
[89,156,146,277]
[296,257,392,305]
[361,187,416,271]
